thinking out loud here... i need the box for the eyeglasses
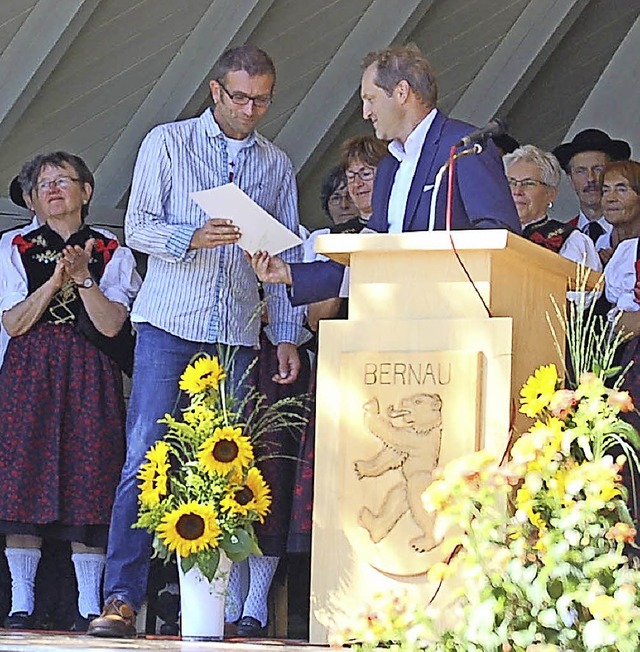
[217,80,272,108]
[345,167,375,183]
[36,176,81,193]
[328,190,351,206]
[507,177,548,189]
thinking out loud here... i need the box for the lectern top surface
[314,229,601,288]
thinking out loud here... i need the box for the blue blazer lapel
[402,112,445,231]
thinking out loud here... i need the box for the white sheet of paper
[190,183,302,255]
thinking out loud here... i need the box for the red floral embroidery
[529,231,563,253]
[12,234,35,254]
[93,238,118,264]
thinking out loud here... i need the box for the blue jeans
[103,323,256,611]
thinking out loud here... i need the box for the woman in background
[504,144,600,272]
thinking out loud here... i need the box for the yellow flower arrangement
[329,364,640,651]
[134,353,306,580]
[324,270,640,650]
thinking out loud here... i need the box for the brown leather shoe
[87,599,137,638]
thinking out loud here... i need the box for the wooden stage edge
[0,631,327,651]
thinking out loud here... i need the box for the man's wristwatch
[76,277,95,290]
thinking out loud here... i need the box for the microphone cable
[444,144,493,319]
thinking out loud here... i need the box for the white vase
[177,551,232,641]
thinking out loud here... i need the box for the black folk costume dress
[0,224,139,547]
[522,217,576,254]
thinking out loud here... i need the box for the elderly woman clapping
[0,152,140,631]
[504,144,601,272]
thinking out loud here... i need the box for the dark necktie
[585,221,604,244]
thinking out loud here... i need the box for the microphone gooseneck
[455,118,508,149]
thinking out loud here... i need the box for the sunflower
[179,355,226,395]
[221,467,271,522]
[157,502,221,557]
[137,441,171,507]
[198,426,254,477]
[520,364,559,418]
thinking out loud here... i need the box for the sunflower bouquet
[134,353,294,581]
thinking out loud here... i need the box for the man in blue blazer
[252,45,520,304]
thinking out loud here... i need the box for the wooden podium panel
[310,317,513,642]
[307,231,585,643]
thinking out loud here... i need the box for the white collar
[388,108,438,163]
[521,215,549,230]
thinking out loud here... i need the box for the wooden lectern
[308,229,584,643]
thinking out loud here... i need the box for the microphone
[455,118,507,149]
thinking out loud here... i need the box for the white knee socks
[224,560,244,623]
[71,552,105,618]
[243,555,279,627]
[5,547,41,616]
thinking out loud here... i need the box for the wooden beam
[274,0,433,174]
[0,0,100,144]
[566,13,640,154]
[92,0,275,208]
[553,13,640,219]
[451,0,589,125]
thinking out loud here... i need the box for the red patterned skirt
[0,321,125,545]
[250,332,311,557]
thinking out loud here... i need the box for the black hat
[553,129,631,172]
[9,176,27,209]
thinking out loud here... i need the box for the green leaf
[250,535,262,556]
[197,548,221,582]
[221,528,254,561]
[151,536,170,561]
[180,554,196,574]
[547,578,564,600]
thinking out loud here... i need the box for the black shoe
[3,611,36,629]
[236,615,266,638]
[70,614,99,632]
[159,622,179,636]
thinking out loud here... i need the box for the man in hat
[553,129,631,253]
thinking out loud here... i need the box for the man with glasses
[553,129,631,259]
[88,44,304,639]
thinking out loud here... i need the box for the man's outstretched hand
[247,250,293,285]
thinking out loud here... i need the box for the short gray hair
[362,45,437,107]
[503,144,562,189]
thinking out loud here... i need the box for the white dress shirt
[0,216,40,365]
[604,237,640,314]
[387,109,438,233]
[576,211,612,252]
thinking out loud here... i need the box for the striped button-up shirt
[125,108,304,347]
